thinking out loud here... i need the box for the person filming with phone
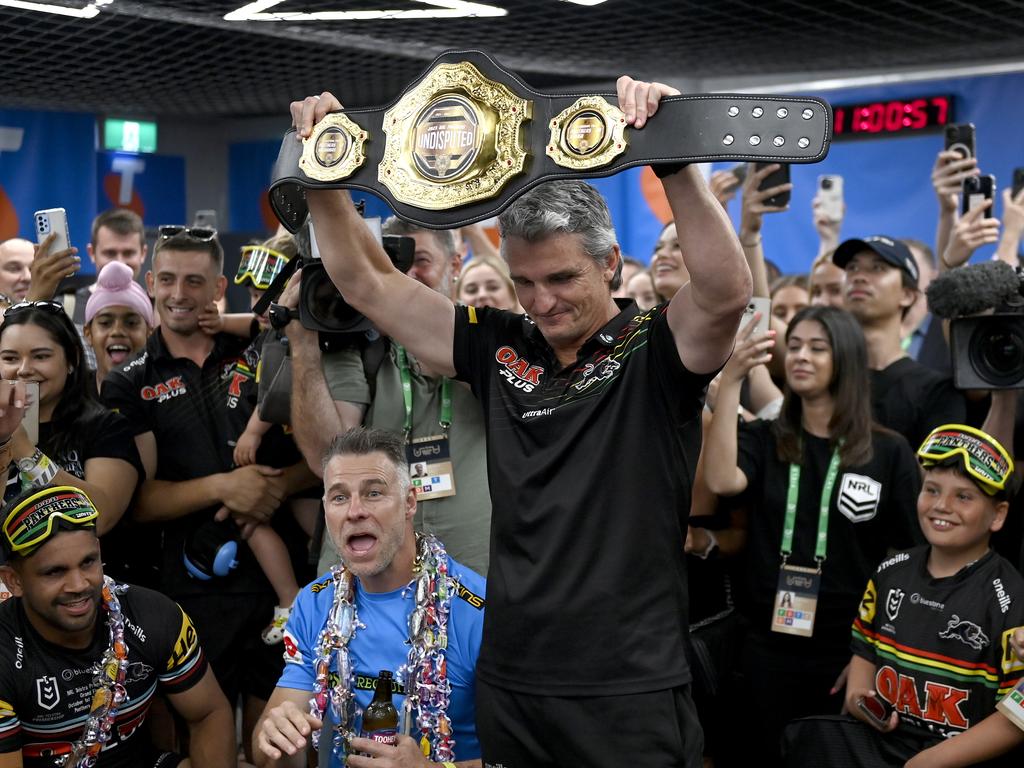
[0,301,142,532]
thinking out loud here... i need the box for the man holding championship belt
[286,75,751,766]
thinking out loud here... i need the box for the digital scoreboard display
[832,95,953,140]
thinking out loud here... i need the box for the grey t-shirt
[322,342,491,576]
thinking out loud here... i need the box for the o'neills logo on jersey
[993,578,1012,614]
[412,94,482,181]
[141,376,186,402]
[495,346,544,393]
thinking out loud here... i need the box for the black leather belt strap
[269,49,832,232]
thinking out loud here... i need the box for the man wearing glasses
[101,227,317,755]
[0,483,235,767]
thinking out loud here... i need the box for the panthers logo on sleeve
[167,608,199,671]
[1001,628,1024,679]
[859,579,877,623]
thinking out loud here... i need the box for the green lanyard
[781,444,841,566]
[395,345,452,438]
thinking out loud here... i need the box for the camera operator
[284,219,491,577]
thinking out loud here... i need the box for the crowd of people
[0,74,1023,768]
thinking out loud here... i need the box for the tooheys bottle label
[366,729,398,745]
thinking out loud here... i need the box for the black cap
[832,236,919,285]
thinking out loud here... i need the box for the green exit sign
[103,118,157,153]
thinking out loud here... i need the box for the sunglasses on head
[3,486,98,556]
[3,300,65,319]
[234,245,291,290]
[917,424,1014,494]
[157,225,218,242]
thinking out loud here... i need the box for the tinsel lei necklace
[309,532,457,762]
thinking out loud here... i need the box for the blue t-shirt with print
[278,555,486,765]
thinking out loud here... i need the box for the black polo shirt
[101,329,268,597]
[452,300,713,696]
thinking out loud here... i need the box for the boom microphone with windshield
[925,260,1023,319]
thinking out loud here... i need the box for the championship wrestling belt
[269,48,832,232]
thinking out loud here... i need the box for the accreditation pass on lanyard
[771,447,841,638]
[397,345,457,501]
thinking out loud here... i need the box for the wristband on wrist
[441,763,458,768]
[652,162,689,180]
[17,448,58,489]
[694,529,719,560]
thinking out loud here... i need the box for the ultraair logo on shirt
[494,346,544,393]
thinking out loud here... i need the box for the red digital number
[931,96,949,125]
[885,101,904,131]
[834,107,846,134]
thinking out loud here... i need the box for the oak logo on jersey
[939,615,990,650]
[876,665,970,730]
[495,346,544,394]
[886,588,905,622]
[35,676,60,711]
[141,376,186,403]
[837,473,881,522]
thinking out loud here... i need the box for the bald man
[0,238,34,301]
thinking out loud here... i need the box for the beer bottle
[362,670,399,746]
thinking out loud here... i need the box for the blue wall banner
[96,151,186,255]
[0,109,97,250]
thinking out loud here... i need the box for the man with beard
[0,483,233,767]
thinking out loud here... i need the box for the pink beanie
[85,262,154,327]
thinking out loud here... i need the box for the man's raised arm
[291,94,456,378]
[614,78,752,375]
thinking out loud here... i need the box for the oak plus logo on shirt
[494,346,544,393]
[837,473,881,522]
[141,376,187,403]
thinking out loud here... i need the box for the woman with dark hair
[703,305,923,766]
[0,301,142,532]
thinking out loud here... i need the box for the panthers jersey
[852,546,1024,741]
[0,584,207,767]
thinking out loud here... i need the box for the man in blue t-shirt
[254,428,485,768]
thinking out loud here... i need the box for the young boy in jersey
[842,424,1024,766]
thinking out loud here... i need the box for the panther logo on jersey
[939,615,990,650]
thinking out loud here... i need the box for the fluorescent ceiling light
[0,0,112,17]
[225,0,507,21]
[558,0,608,5]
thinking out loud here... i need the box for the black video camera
[926,260,1024,389]
[258,212,414,343]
